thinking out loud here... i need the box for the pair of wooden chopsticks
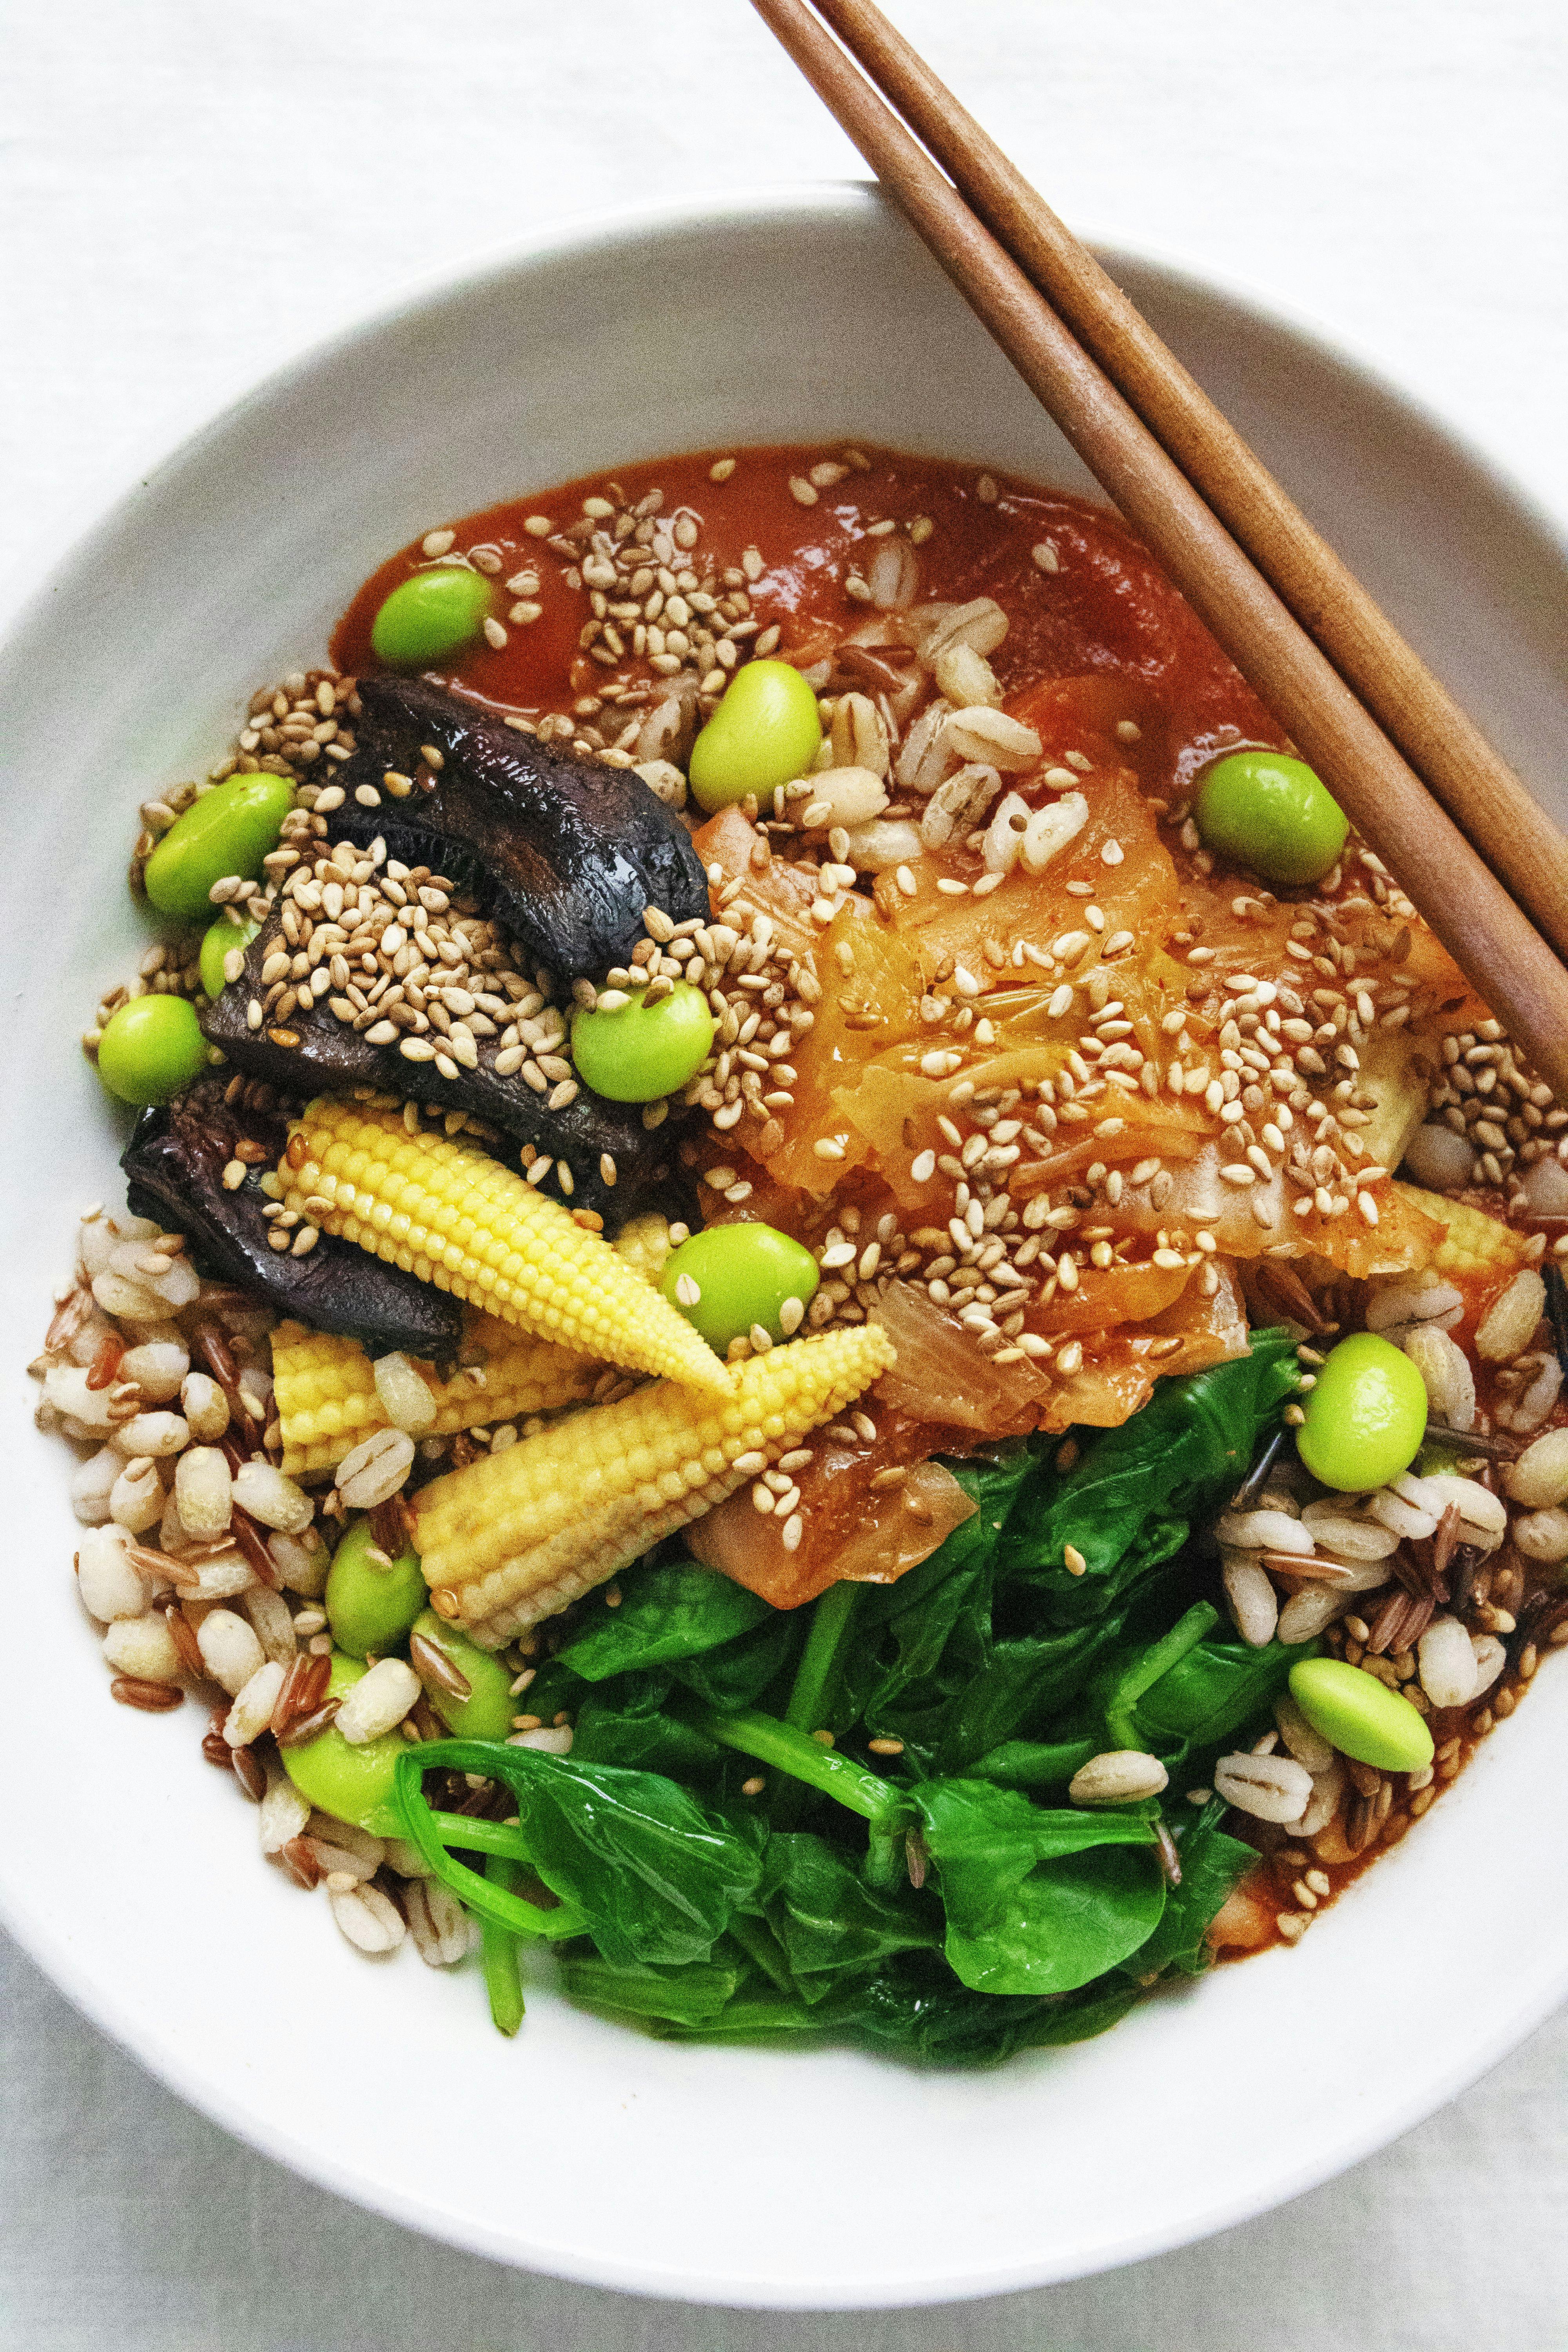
[750,0,1568,1103]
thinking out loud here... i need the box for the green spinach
[913,1780,1166,1996]
[1003,1330,1301,1620]
[396,1330,1305,2058]
[556,1559,773,1679]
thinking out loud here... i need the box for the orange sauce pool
[332,441,1285,805]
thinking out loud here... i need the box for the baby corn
[413,1323,896,1645]
[280,1101,725,1393]
[1394,1183,1531,1278]
[271,1314,601,1477]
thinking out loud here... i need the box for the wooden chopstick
[809,0,1568,967]
[749,0,1568,1102]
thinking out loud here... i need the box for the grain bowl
[2,186,1567,2306]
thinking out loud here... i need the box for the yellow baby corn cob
[271,1313,601,1477]
[1393,1184,1531,1278]
[281,1100,726,1394]
[414,1323,896,1645]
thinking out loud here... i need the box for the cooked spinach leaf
[818,1964,1145,2063]
[755,1834,941,1997]
[567,1694,722,1780]
[1121,1632,1320,1753]
[555,1953,745,2024]
[667,1615,798,1712]
[396,1738,762,1969]
[704,1710,904,1820]
[913,1780,1166,1995]
[556,1559,773,1679]
[570,1959,1145,2063]
[1002,1330,1300,1620]
[929,1613,1133,1773]
[1129,1806,1256,1980]
[966,1737,1100,1788]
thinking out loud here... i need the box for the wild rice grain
[109,1675,183,1713]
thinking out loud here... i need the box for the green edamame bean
[688,659,822,813]
[1193,751,1348,887]
[95,995,210,1108]
[572,980,715,1103]
[370,567,494,668]
[410,1608,514,1740]
[1297,1331,1428,1492]
[144,773,296,921]
[1288,1657,1434,1773]
[325,1515,428,1659]
[199,913,261,1000]
[661,1223,820,1354]
[281,1652,406,1834]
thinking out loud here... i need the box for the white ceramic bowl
[2,186,1566,2310]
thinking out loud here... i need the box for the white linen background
[2,2,1564,2344]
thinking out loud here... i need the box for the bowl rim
[2,176,1564,640]
[3,179,1567,2308]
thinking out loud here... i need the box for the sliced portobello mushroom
[198,678,709,1225]
[330,673,709,978]
[199,898,685,1229]
[122,1078,463,1357]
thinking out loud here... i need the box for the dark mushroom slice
[329,673,709,978]
[199,902,688,1229]
[121,1078,462,1358]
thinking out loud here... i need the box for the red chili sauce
[333,443,1285,804]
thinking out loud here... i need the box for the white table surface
[3,1,1564,2341]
